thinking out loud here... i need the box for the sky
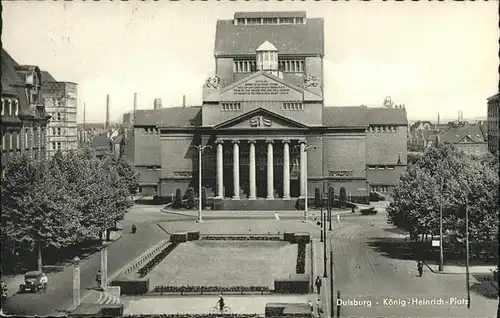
[2,1,498,123]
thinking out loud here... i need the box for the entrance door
[256,165,267,198]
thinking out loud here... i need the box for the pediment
[205,71,322,102]
[214,108,308,130]
[456,135,474,143]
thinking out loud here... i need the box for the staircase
[222,198,298,211]
[96,290,120,305]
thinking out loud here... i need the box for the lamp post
[72,256,80,310]
[320,191,324,243]
[190,144,212,223]
[465,195,470,309]
[295,144,317,221]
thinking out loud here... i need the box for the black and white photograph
[0,1,498,317]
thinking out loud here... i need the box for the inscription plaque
[234,79,290,96]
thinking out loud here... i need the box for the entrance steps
[222,198,297,211]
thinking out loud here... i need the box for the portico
[214,137,308,200]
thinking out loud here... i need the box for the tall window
[52,128,56,136]
[56,113,61,121]
[13,100,18,116]
[57,142,61,150]
[57,128,61,136]
[0,99,4,116]
[278,59,305,73]
[52,142,56,150]
[234,59,257,73]
[16,133,20,150]
[221,102,241,111]
[9,133,13,150]
[25,129,29,149]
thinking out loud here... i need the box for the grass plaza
[112,219,322,316]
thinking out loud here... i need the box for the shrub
[328,186,335,207]
[137,243,178,277]
[294,233,310,244]
[212,198,223,211]
[201,236,280,241]
[153,285,270,295]
[110,277,150,295]
[171,233,188,243]
[185,187,195,209]
[187,231,200,241]
[274,274,310,294]
[314,188,320,208]
[100,304,124,317]
[173,188,183,208]
[201,187,208,209]
[295,198,305,210]
[296,243,306,274]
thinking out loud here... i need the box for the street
[328,207,497,317]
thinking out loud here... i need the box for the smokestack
[183,95,186,108]
[154,98,162,110]
[133,93,137,115]
[106,94,110,131]
[83,102,86,129]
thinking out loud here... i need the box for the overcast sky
[2,1,497,123]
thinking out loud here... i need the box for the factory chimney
[183,95,186,108]
[133,93,137,118]
[154,98,162,110]
[106,94,110,131]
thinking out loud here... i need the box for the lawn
[147,240,297,290]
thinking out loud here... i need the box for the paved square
[123,295,311,315]
[148,240,297,290]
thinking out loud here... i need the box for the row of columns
[216,139,307,200]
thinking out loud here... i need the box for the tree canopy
[1,148,134,270]
[386,143,499,256]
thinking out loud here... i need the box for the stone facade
[130,11,408,200]
[487,93,499,154]
[1,49,50,172]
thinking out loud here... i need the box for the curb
[423,262,464,275]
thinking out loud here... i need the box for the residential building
[429,123,488,154]
[127,11,408,202]
[42,77,78,157]
[1,49,50,172]
[487,93,499,154]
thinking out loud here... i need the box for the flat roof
[234,11,307,19]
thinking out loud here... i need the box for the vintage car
[19,271,44,293]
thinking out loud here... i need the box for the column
[283,139,290,199]
[232,140,240,199]
[299,140,306,197]
[216,141,223,198]
[248,140,256,200]
[266,139,274,199]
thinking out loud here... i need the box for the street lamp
[295,144,317,221]
[190,144,212,223]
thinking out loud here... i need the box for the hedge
[294,233,310,244]
[153,286,270,295]
[171,233,188,243]
[296,243,306,274]
[201,236,280,241]
[100,304,124,317]
[283,232,295,243]
[110,277,150,295]
[274,274,310,294]
[138,243,178,277]
[187,231,200,241]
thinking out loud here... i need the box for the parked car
[19,271,44,293]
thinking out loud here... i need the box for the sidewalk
[424,263,497,275]
[312,237,329,318]
[161,208,353,219]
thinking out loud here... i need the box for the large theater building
[131,11,408,205]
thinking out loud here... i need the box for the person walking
[315,276,322,294]
[316,297,323,317]
[96,270,102,289]
[417,261,424,277]
[40,273,48,292]
[274,211,280,221]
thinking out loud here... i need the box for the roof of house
[410,120,434,130]
[135,106,406,128]
[91,132,110,149]
[41,71,57,83]
[214,18,324,56]
[1,49,31,114]
[438,124,487,144]
[134,107,202,127]
[487,92,499,101]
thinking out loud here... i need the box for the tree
[105,155,139,197]
[387,143,499,257]
[314,188,320,208]
[173,188,182,209]
[339,187,347,206]
[1,154,80,271]
[185,187,195,209]
[201,187,208,209]
[407,152,424,165]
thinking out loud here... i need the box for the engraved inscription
[234,79,290,95]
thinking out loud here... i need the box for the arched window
[1,99,4,116]
[13,100,19,116]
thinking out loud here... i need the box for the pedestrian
[308,300,314,314]
[275,211,280,221]
[40,273,48,292]
[315,276,322,294]
[417,261,423,277]
[96,270,102,289]
[316,297,323,317]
